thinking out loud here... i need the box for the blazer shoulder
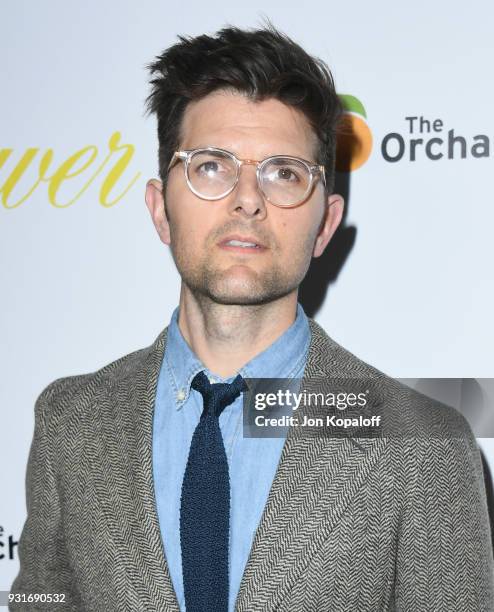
[34,326,168,429]
[307,318,475,441]
[307,317,389,379]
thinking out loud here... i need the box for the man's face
[146,90,343,306]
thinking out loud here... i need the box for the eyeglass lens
[186,150,312,206]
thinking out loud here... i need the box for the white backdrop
[1,0,493,589]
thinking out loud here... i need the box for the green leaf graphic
[338,95,367,119]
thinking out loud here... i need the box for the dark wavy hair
[145,24,342,195]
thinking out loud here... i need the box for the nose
[227,163,267,220]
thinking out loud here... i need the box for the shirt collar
[163,302,311,409]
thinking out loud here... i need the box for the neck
[176,284,298,378]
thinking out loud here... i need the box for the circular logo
[336,95,373,172]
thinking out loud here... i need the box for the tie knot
[191,370,247,418]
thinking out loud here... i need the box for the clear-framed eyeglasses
[167,146,326,208]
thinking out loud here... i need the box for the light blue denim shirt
[153,302,311,611]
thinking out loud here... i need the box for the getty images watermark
[241,378,385,439]
[241,377,494,439]
[252,386,381,430]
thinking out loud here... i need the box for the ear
[145,178,171,245]
[312,193,344,258]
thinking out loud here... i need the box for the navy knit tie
[180,370,247,612]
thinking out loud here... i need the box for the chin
[204,277,298,306]
[181,264,301,306]
[205,291,272,306]
[203,278,265,305]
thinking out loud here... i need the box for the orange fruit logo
[335,95,373,171]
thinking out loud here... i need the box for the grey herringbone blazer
[10,319,494,611]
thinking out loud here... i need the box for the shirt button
[177,389,186,401]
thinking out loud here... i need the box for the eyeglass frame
[166,146,327,208]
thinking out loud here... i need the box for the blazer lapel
[234,319,388,611]
[90,327,180,611]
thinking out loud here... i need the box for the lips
[217,234,267,250]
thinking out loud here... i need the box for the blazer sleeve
[9,382,80,611]
[394,421,494,611]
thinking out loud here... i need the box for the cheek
[166,182,207,240]
[279,207,321,245]
[171,205,222,260]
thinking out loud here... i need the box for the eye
[265,165,302,184]
[193,156,233,178]
[197,160,220,175]
[275,167,300,182]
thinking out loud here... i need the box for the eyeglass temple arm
[314,165,327,187]
[167,151,188,171]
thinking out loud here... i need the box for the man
[11,24,494,612]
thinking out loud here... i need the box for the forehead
[178,89,318,160]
